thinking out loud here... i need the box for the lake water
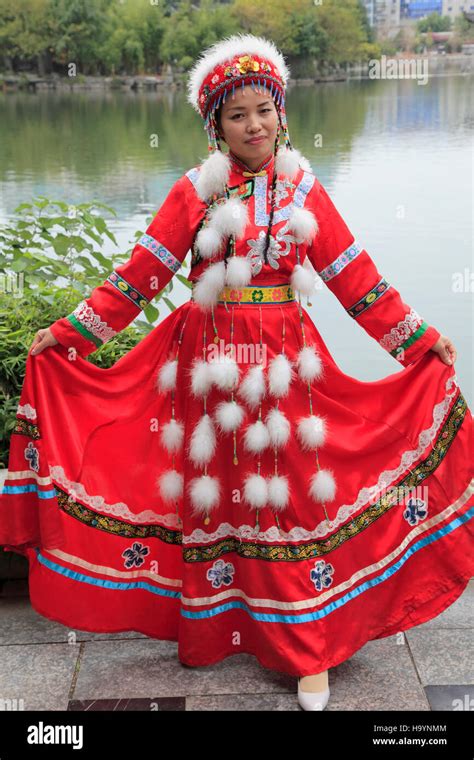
[0,75,472,404]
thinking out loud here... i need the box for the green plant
[0,195,191,465]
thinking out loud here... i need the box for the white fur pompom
[243,473,268,509]
[243,420,270,453]
[188,413,216,466]
[296,345,323,383]
[189,474,221,516]
[268,353,294,397]
[265,407,291,448]
[214,400,245,432]
[267,474,289,511]
[193,260,226,309]
[156,359,178,393]
[275,146,302,180]
[290,263,317,296]
[158,469,183,503]
[195,150,231,201]
[190,358,213,397]
[238,364,266,409]
[288,206,318,245]
[195,225,224,259]
[160,418,184,453]
[208,354,240,391]
[210,197,248,238]
[296,415,327,450]
[225,255,253,288]
[309,469,336,503]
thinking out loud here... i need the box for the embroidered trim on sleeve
[138,233,182,274]
[347,277,391,318]
[319,240,363,283]
[107,271,149,309]
[378,308,424,353]
[66,301,117,347]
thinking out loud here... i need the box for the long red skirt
[1,297,473,676]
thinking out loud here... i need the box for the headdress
[185,34,319,308]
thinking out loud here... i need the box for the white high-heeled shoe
[297,677,330,711]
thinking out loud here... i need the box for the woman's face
[217,84,279,170]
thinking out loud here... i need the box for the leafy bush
[0,196,191,465]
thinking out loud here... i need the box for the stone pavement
[1,471,473,712]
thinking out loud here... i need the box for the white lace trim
[17,403,37,420]
[72,300,117,343]
[379,308,424,352]
[183,373,460,545]
[49,465,182,528]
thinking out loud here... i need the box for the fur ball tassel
[267,475,289,511]
[225,255,253,288]
[208,354,240,391]
[188,474,221,516]
[243,473,268,509]
[243,420,270,453]
[158,469,183,503]
[189,358,213,397]
[195,150,231,201]
[195,225,224,259]
[160,418,184,453]
[296,415,327,450]
[268,353,294,397]
[288,206,319,245]
[192,260,226,309]
[237,364,266,409]
[309,469,337,503]
[188,413,216,466]
[296,345,323,383]
[276,145,303,180]
[210,197,249,238]
[290,263,317,297]
[214,400,245,432]
[265,407,291,448]
[156,358,178,393]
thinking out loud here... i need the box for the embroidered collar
[228,150,274,176]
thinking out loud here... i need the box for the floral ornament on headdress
[186,33,319,309]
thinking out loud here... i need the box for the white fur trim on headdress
[186,34,291,115]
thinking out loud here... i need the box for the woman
[1,34,473,712]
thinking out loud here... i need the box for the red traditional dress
[1,147,473,677]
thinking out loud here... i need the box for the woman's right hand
[29,327,59,355]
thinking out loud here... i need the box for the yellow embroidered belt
[191,283,296,305]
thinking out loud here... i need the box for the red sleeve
[304,178,441,368]
[49,174,205,357]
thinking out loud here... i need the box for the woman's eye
[231,109,272,120]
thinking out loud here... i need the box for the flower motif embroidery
[122,541,150,569]
[229,289,243,301]
[271,288,284,301]
[403,497,428,526]
[310,559,334,591]
[24,441,39,472]
[246,231,286,274]
[273,178,295,208]
[206,559,235,589]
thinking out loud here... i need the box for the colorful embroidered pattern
[107,272,149,310]
[192,283,295,304]
[138,233,182,274]
[67,301,117,347]
[347,277,391,318]
[319,241,363,283]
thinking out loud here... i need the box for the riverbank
[1,53,472,92]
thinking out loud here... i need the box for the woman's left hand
[430,335,457,365]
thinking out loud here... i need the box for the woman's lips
[246,136,266,144]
